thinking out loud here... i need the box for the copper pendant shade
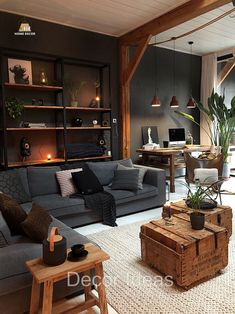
[170,95,179,108]
[151,95,161,107]
[187,96,196,108]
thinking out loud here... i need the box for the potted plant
[175,90,235,176]
[64,75,86,107]
[184,180,218,230]
[5,97,24,119]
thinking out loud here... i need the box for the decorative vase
[72,117,83,127]
[70,101,78,107]
[43,227,67,266]
[190,212,205,230]
[222,162,230,178]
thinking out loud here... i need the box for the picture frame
[8,58,32,85]
[142,126,159,145]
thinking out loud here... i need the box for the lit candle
[95,96,100,106]
[47,154,51,161]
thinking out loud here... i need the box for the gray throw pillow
[111,169,139,191]
[0,231,8,248]
[0,170,31,203]
[117,164,147,189]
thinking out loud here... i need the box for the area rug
[88,220,235,314]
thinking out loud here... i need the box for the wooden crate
[162,199,232,238]
[140,214,228,289]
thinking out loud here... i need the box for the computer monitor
[169,128,185,146]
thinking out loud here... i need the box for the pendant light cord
[190,41,193,96]
[154,35,157,95]
[173,38,176,96]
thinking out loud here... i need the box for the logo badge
[14,18,36,36]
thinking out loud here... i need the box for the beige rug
[89,220,235,314]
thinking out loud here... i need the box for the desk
[136,146,210,193]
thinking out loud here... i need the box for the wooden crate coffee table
[26,243,109,314]
[162,199,232,238]
[140,214,228,289]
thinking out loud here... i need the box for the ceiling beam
[120,0,231,45]
[217,58,235,87]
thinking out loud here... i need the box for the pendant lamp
[170,38,179,108]
[187,41,196,108]
[151,36,161,107]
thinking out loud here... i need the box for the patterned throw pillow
[21,203,52,243]
[0,193,27,235]
[0,170,31,203]
[117,164,147,189]
[56,168,83,197]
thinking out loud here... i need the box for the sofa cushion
[111,169,139,191]
[117,163,147,189]
[17,168,31,198]
[0,193,27,235]
[0,170,31,203]
[104,183,158,205]
[56,169,82,197]
[87,159,133,185]
[21,203,52,243]
[27,166,61,197]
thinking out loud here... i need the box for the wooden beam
[217,58,235,87]
[120,0,231,45]
[119,35,152,158]
[125,35,152,84]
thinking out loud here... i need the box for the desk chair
[184,152,224,204]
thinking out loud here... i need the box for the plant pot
[222,162,230,178]
[70,101,78,107]
[190,212,205,230]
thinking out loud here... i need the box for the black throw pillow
[0,193,27,235]
[0,170,31,203]
[21,203,52,243]
[72,169,104,195]
[111,169,140,191]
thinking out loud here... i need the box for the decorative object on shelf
[97,135,107,154]
[102,120,109,127]
[64,74,86,107]
[43,227,67,266]
[170,38,179,108]
[31,99,36,105]
[89,98,98,108]
[93,119,101,127]
[28,122,46,128]
[40,71,48,85]
[38,99,44,106]
[72,117,83,127]
[22,122,30,128]
[151,35,161,107]
[95,96,100,107]
[8,58,32,84]
[67,244,88,261]
[47,154,51,161]
[5,97,24,119]
[187,41,196,108]
[107,150,111,156]
[20,137,31,159]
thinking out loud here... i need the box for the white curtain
[200,53,217,145]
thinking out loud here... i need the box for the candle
[47,154,51,161]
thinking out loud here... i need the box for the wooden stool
[26,243,109,314]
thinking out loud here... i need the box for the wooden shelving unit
[7,158,65,168]
[0,48,113,168]
[4,82,63,92]
[24,105,64,109]
[67,155,112,162]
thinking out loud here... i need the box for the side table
[26,243,110,314]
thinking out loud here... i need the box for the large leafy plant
[5,97,24,119]
[175,90,235,162]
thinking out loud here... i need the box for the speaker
[20,137,31,157]
[97,136,107,153]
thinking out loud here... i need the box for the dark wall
[0,11,119,159]
[130,46,201,160]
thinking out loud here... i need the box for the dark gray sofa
[0,159,166,313]
[21,159,166,227]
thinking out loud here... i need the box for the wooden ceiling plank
[217,59,235,87]
[120,0,231,45]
